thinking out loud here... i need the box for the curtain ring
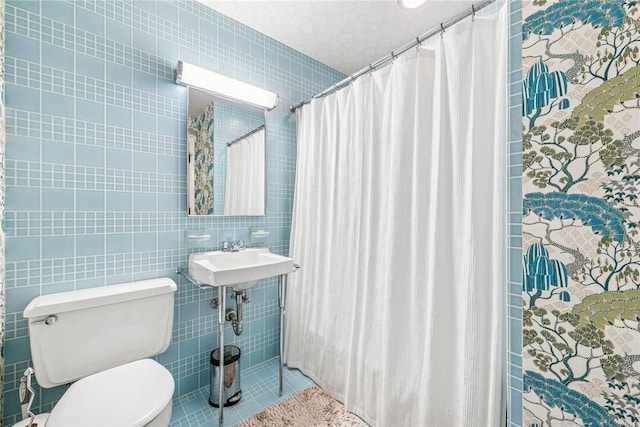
[471,4,476,22]
[440,23,445,38]
[416,36,422,50]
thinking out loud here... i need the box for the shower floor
[169,358,315,427]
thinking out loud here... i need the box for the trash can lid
[211,345,241,365]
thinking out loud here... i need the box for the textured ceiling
[196,0,485,75]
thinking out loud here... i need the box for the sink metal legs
[215,274,291,425]
[217,285,227,427]
[277,274,287,396]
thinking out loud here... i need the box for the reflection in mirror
[187,87,266,216]
[225,126,265,215]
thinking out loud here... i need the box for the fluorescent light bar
[176,61,279,110]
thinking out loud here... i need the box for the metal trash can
[209,345,242,407]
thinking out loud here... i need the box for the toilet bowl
[22,278,177,427]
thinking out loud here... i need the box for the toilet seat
[46,359,174,427]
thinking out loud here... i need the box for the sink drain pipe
[226,290,249,336]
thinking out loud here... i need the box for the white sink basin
[188,248,294,290]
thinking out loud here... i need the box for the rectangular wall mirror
[187,87,267,216]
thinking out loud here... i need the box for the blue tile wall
[2,0,523,424]
[507,1,523,426]
[0,0,6,419]
[477,2,523,424]
[2,0,343,424]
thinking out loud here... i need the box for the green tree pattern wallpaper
[523,0,640,425]
[188,103,215,216]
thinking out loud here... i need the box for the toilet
[22,278,177,427]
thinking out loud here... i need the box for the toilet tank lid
[24,278,177,319]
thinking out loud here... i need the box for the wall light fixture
[175,61,279,110]
[398,0,427,9]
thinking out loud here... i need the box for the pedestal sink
[188,247,294,290]
[181,247,296,427]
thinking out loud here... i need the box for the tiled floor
[169,358,316,427]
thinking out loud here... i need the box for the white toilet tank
[23,278,177,388]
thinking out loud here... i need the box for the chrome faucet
[231,240,245,252]
[221,240,245,252]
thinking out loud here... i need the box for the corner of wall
[507,1,523,426]
[0,0,6,422]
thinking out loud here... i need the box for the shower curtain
[285,6,506,427]
[224,128,265,215]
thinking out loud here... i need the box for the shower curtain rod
[289,0,496,113]
[227,124,265,147]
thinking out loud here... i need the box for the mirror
[187,87,266,216]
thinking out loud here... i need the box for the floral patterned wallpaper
[522,0,640,425]
[188,103,215,216]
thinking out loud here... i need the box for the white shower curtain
[224,128,265,215]
[285,7,506,427]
